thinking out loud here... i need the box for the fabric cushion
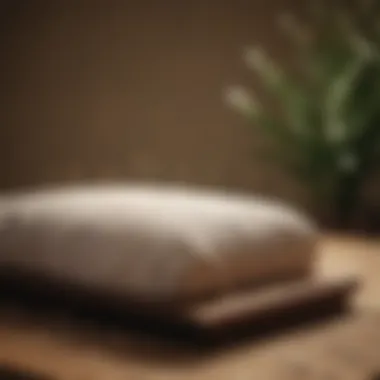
[0,184,318,303]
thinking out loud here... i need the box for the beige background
[0,0,378,226]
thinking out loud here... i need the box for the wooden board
[0,234,378,380]
[187,277,358,334]
[0,268,358,345]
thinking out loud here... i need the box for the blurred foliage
[225,0,380,227]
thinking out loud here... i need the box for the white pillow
[0,184,318,303]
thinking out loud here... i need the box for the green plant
[225,1,380,227]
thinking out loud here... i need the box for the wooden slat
[187,277,358,332]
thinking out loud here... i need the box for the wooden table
[0,235,379,380]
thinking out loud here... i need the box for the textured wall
[0,0,378,225]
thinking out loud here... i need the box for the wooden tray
[184,277,358,342]
[0,268,358,345]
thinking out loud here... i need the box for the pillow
[0,184,318,304]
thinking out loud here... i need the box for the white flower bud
[224,86,258,115]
